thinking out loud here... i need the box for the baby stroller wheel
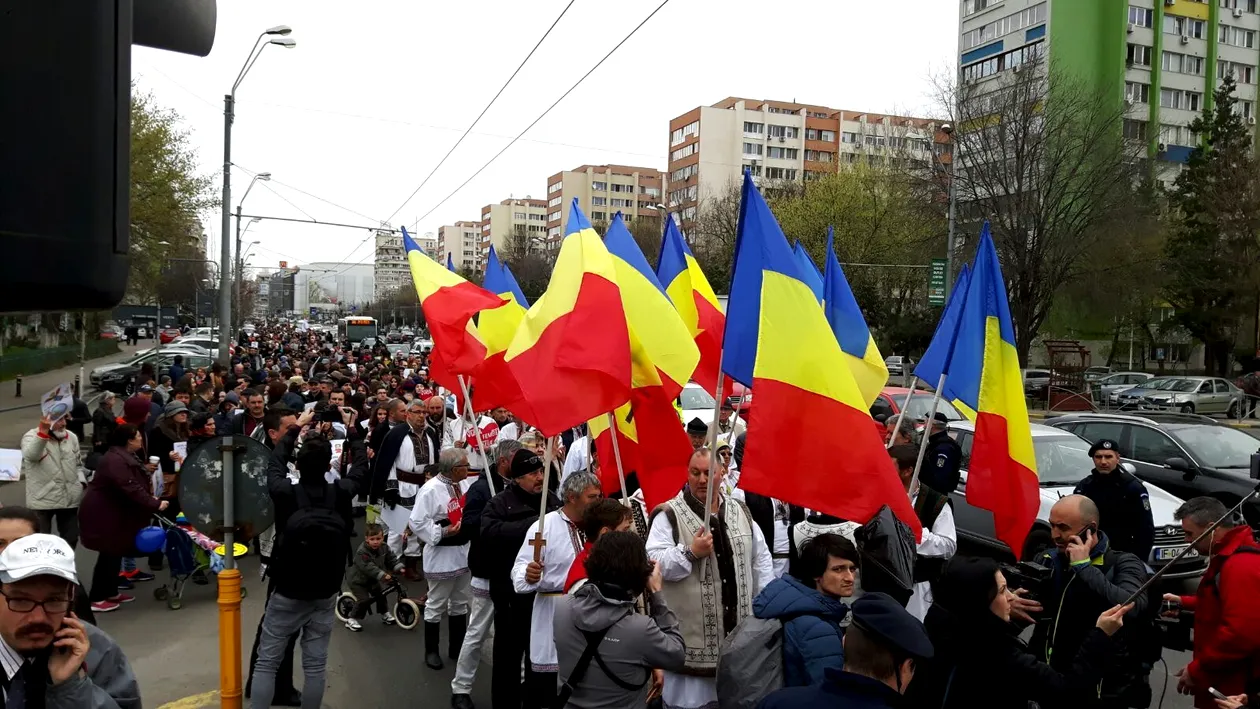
[334,592,358,623]
[153,586,170,601]
[393,598,420,630]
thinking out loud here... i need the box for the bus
[337,316,378,345]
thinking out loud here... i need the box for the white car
[679,382,717,427]
[1091,371,1154,404]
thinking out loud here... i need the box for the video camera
[1001,559,1052,605]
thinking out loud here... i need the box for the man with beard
[379,400,435,580]
[0,534,141,708]
[481,450,560,709]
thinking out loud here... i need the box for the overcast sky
[133,0,959,271]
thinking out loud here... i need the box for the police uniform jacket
[919,430,962,495]
[1073,469,1155,562]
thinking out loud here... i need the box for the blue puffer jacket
[752,575,849,687]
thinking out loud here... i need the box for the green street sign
[928,258,947,306]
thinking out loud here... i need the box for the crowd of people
[12,319,1260,709]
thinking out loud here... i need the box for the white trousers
[424,573,471,623]
[450,580,494,694]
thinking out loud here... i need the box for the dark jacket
[744,491,804,564]
[1073,469,1155,562]
[346,539,404,589]
[369,421,409,502]
[752,575,848,687]
[758,668,903,709]
[79,447,162,556]
[231,412,265,438]
[282,391,305,411]
[481,482,560,595]
[466,472,510,580]
[67,398,91,443]
[919,429,962,495]
[29,622,142,709]
[91,405,118,454]
[147,416,186,499]
[169,362,185,384]
[188,396,214,415]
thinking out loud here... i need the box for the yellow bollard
[218,568,243,709]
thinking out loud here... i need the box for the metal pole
[234,206,243,342]
[888,375,920,449]
[606,412,630,508]
[458,375,495,497]
[703,350,727,530]
[908,373,948,496]
[217,434,242,709]
[222,435,236,570]
[217,94,234,366]
[78,317,86,397]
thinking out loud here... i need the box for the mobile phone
[1080,524,1097,542]
[1208,688,1228,701]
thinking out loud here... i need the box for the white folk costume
[443,414,497,471]
[451,576,493,695]
[382,423,433,558]
[410,473,475,622]
[499,421,520,441]
[510,509,585,674]
[629,488,650,541]
[647,489,773,709]
[906,485,957,622]
[561,436,590,483]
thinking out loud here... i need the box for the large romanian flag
[402,227,504,375]
[500,200,632,437]
[822,227,888,408]
[724,173,918,534]
[656,217,729,400]
[472,246,530,411]
[920,224,1037,555]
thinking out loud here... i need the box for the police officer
[919,413,962,495]
[1074,439,1155,562]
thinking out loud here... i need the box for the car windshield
[904,394,963,421]
[1167,380,1201,392]
[1169,425,1260,469]
[886,356,903,364]
[1033,435,1095,486]
[679,388,716,410]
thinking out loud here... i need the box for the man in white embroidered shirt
[0,533,140,708]
[888,444,957,622]
[646,448,773,709]
[410,448,475,671]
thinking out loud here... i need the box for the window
[1129,5,1154,28]
[513,212,525,220]
[820,130,836,142]
[962,3,1048,49]
[767,125,800,139]
[669,164,698,182]
[547,210,561,222]
[1237,99,1254,118]
[591,196,607,206]
[591,211,606,221]
[963,0,999,17]
[611,183,632,193]
[640,186,661,197]
[766,147,799,159]
[1214,379,1232,393]
[670,144,696,161]
[1077,422,1130,454]
[1125,81,1150,103]
[961,40,1045,81]
[1220,60,1257,83]
[1187,91,1203,112]
[743,121,764,135]
[764,167,798,180]
[548,181,563,194]
[1160,88,1183,109]
[1166,16,1206,38]
[1127,44,1152,66]
[805,150,834,162]
[670,121,699,146]
[1160,123,1189,145]
[744,163,762,177]
[743,142,764,156]
[592,181,607,191]
[841,132,857,144]
[1123,118,1148,141]
[1130,427,1184,464]
[548,196,562,208]
[805,128,819,140]
[611,198,633,208]
[1220,24,1256,47]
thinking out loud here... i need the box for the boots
[404,556,422,582]
[448,613,468,660]
[425,621,444,670]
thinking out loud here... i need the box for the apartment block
[666,98,942,225]
[373,228,408,302]
[415,231,440,261]
[545,165,664,243]
[438,221,483,272]
[959,0,1260,182]
[479,198,549,262]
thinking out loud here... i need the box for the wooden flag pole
[606,412,630,508]
[908,373,948,498]
[458,375,495,496]
[530,436,556,563]
[888,375,920,449]
[702,349,727,530]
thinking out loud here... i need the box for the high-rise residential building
[416,231,440,260]
[666,98,942,225]
[438,221,484,272]
[958,0,1260,181]
[373,228,408,302]
[478,198,549,262]
[545,165,664,243]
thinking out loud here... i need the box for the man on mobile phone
[0,533,141,708]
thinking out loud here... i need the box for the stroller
[150,515,247,610]
[334,579,421,630]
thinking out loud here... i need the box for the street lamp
[237,239,260,329]
[940,123,957,300]
[218,27,295,367]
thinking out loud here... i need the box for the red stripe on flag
[737,378,920,537]
[966,411,1040,557]
[471,352,525,413]
[424,281,502,373]
[691,292,731,400]
[629,388,692,511]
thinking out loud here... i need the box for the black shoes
[448,613,468,660]
[451,694,475,709]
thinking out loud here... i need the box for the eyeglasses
[0,590,71,614]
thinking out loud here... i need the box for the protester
[189,381,216,414]
[0,507,95,625]
[554,531,686,709]
[888,444,957,621]
[233,389,267,439]
[0,533,142,708]
[1073,439,1155,562]
[381,399,433,579]
[78,424,167,613]
[91,392,118,455]
[565,498,633,593]
[20,415,83,550]
[918,413,962,495]
[343,523,404,632]
[411,447,474,670]
[684,418,708,450]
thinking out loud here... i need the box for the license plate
[1156,545,1194,561]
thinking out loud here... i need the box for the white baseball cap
[0,534,78,585]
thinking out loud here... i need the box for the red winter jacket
[564,543,592,593]
[1176,525,1260,708]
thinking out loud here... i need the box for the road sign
[928,259,948,306]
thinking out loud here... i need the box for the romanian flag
[723,173,919,535]
[656,217,730,400]
[588,390,693,510]
[446,253,455,272]
[914,263,976,421]
[792,241,824,302]
[472,246,530,411]
[822,227,888,408]
[500,200,632,437]
[402,227,504,375]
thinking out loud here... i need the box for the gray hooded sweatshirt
[553,582,686,709]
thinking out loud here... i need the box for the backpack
[275,483,347,599]
[717,614,793,709]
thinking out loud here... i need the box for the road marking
[157,690,220,709]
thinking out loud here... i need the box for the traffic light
[0,0,216,314]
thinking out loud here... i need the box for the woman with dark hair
[266,380,288,409]
[752,532,858,686]
[905,556,1131,709]
[553,531,685,709]
[79,424,167,613]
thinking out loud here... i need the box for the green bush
[0,340,120,381]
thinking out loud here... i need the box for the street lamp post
[237,241,259,330]
[234,198,263,336]
[217,27,294,367]
[941,123,958,299]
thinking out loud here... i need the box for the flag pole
[458,375,495,496]
[606,412,630,508]
[908,373,948,497]
[530,437,555,564]
[703,350,727,530]
[888,375,920,449]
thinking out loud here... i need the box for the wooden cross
[529,531,547,564]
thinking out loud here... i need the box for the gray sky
[133,0,958,271]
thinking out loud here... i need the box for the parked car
[946,420,1206,579]
[1022,368,1053,397]
[158,328,182,344]
[98,327,119,340]
[1113,377,1179,409]
[1137,376,1244,416]
[90,349,214,394]
[385,343,410,361]
[679,382,717,426]
[884,355,914,379]
[1082,366,1114,383]
[870,386,966,424]
[1046,412,1260,528]
[1092,371,1154,405]
[170,336,219,353]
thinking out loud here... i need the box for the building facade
[478,198,548,262]
[545,165,663,243]
[438,221,484,272]
[373,228,408,302]
[416,231,440,260]
[666,98,941,225]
